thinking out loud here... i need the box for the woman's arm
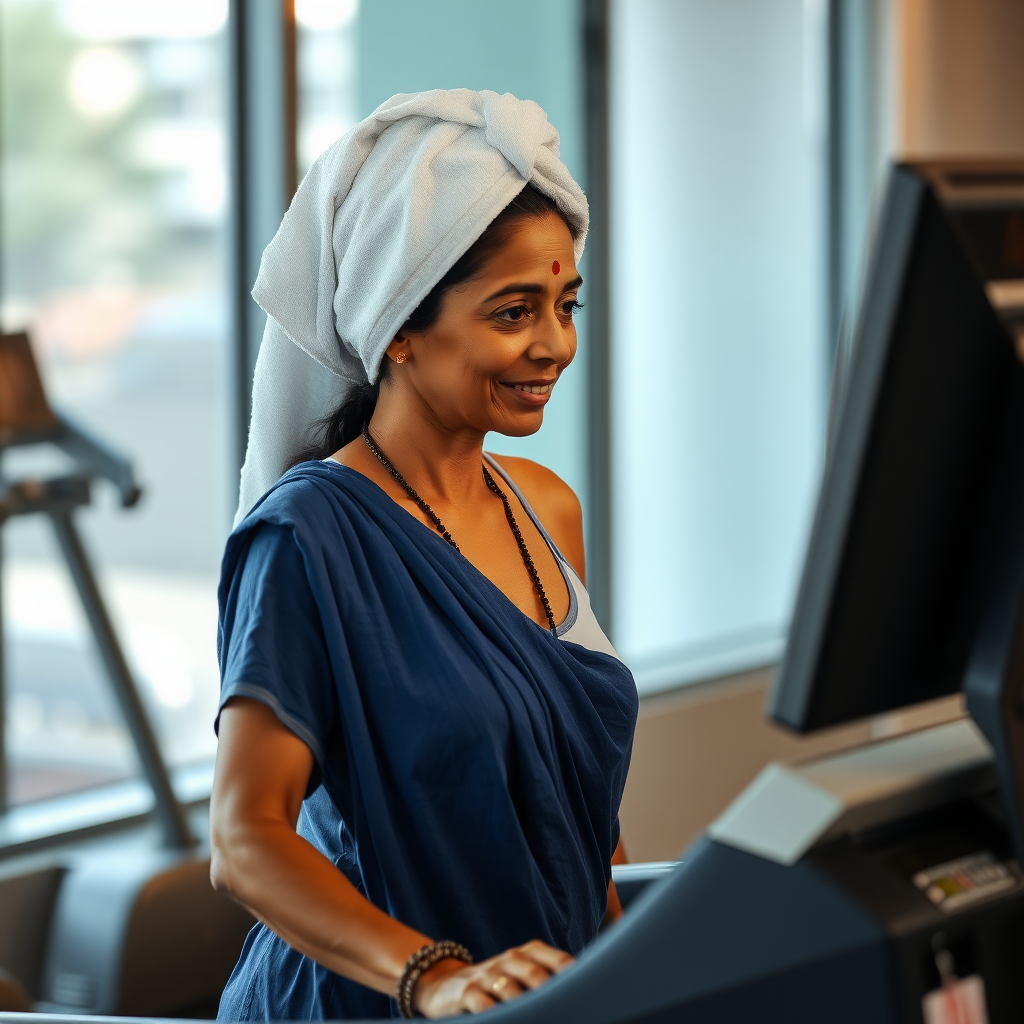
[210,697,573,1016]
[210,697,424,992]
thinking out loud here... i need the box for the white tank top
[483,454,621,663]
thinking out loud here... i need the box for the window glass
[1,0,229,804]
[296,0,359,179]
[610,0,828,691]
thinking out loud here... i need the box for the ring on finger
[491,976,510,995]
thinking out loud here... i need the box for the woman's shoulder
[240,460,371,535]
[225,462,381,584]
[488,455,585,578]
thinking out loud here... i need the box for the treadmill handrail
[52,413,142,507]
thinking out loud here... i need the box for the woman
[210,89,637,1020]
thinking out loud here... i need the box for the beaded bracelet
[396,940,473,1019]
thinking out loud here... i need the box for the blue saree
[215,460,637,1020]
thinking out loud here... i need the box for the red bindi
[552,260,560,275]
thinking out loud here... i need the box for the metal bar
[49,512,194,850]
[583,0,613,634]
[53,415,141,507]
[825,0,852,454]
[825,0,890,389]
[228,0,299,485]
[282,0,298,202]
[228,0,253,480]
[827,0,844,362]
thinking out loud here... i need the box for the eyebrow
[483,275,584,303]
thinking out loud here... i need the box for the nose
[527,306,575,366]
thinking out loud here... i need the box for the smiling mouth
[500,381,555,395]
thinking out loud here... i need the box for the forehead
[482,213,577,275]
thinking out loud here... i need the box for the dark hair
[287,184,578,466]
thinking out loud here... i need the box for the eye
[561,299,584,318]
[496,304,530,322]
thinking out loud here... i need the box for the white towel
[235,88,588,523]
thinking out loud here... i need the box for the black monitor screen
[770,162,1024,732]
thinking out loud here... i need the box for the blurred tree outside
[2,0,223,321]
[0,0,230,805]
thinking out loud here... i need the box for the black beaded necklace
[362,426,558,635]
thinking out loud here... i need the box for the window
[609,0,829,692]
[0,0,843,820]
[296,0,359,179]
[1,0,230,805]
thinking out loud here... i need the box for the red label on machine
[922,975,989,1024]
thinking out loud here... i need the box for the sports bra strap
[482,454,569,567]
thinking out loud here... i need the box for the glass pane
[1,0,229,804]
[296,0,359,180]
[610,0,827,690]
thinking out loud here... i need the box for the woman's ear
[385,337,411,365]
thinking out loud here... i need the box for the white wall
[610,0,827,686]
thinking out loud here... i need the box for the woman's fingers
[516,939,576,974]
[478,971,525,1002]
[462,984,498,1014]
[496,949,554,991]
[417,941,575,1016]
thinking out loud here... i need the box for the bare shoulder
[488,455,581,530]
[489,454,586,581]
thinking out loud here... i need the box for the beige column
[899,0,1024,157]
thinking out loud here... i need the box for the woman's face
[388,211,581,438]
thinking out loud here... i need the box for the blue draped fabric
[214,461,637,1020]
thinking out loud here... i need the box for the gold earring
[396,352,408,364]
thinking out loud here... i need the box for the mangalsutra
[362,426,558,635]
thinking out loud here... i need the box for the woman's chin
[489,410,546,438]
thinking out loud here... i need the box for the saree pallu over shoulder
[216,461,638,1021]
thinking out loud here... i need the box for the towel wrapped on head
[236,88,589,523]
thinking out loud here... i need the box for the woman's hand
[413,941,574,1017]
